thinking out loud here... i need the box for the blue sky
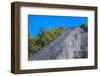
[28,15,88,36]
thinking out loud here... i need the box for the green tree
[80,23,88,32]
[38,28,47,47]
[28,35,41,55]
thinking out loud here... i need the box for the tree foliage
[28,25,66,55]
[80,23,88,32]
